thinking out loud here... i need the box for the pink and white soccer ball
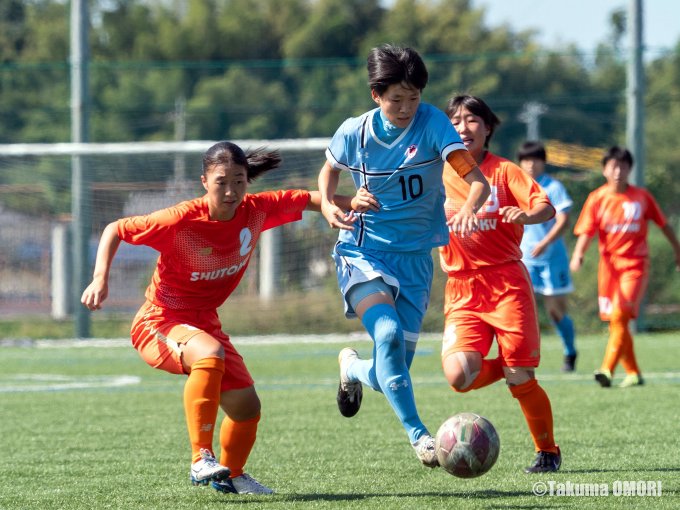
[435,412,500,478]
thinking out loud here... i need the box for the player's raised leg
[347,281,437,467]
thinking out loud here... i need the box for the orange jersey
[439,152,552,273]
[117,190,310,311]
[573,184,667,260]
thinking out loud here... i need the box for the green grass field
[1,331,678,509]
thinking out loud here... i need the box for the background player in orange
[570,146,680,388]
[81,141,372,495]
[439,95,561,473]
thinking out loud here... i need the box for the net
[0,139,368,335]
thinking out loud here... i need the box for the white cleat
[337,348,363,417]
[190,448,230,485]
[230,473,275,495]
[412,434,439,468]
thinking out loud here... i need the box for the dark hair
[445,95,501,148]
[517,140,546,162]
[367,44,428,95]
[602,145,634,168]
[202,141,281,182]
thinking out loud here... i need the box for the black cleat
[594,369,612,388]
[525,447,561,473]
[561,353,577,372]
[337,348,363,417]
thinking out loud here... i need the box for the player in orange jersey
[81,141,373,495]
[570,146,680,388]
[439,95,561,473]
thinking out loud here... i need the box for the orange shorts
[597,256,648,321]
[130,300,254,392]
[442,261,540,367]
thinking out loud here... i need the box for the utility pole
[70,0,90,338]
[627,0,646,332]
[174,96,187,182]
[626,0,645,187]
[518,101,548,141]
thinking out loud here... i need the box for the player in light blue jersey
[318,44,490,468]
[518,141,577,372]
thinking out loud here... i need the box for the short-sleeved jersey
[439,152,553,272]
[117,190,310,311]
[326,102,467,252]
[573,184,667,260]
[521,173,573,265]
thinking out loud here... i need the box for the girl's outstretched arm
[81,222,122,310]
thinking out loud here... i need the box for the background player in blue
[518,141,578,372]
[318,44,490,467]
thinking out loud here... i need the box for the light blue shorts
[332,242,434,347]
[524,255,574,296]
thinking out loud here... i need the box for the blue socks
[346,303,426,443]
[555,315,576,356]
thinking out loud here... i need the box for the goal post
[0,139,331,156]
[0,138,353,337]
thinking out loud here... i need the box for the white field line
[0,374,141,393]
[264,371,680,387]
[2,333,560,348]
[3,335,678,392]
[5,332,674,350]
[4,370,679,393]
[27,333,375,348]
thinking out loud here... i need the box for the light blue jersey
[327,102,463,446]
[521,173,577,355]
[326,102,465,253]
[521,173,573,265]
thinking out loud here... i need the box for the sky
[472,0,680,55]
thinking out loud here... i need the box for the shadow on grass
[208,483,678,503]
[565,467,680,473]
[266,489,529,502]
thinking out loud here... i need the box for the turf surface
[1,332,678,509]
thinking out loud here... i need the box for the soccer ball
[435,412,500,478]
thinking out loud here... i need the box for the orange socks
[510,379,558,454]
[602,310,639,375]
[219,414,260,478]
[184,356,224,463]
[184,356,260,476]
[619,335,640,375]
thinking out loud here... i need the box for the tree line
[3,0,679,209]
[0,2,671,142]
